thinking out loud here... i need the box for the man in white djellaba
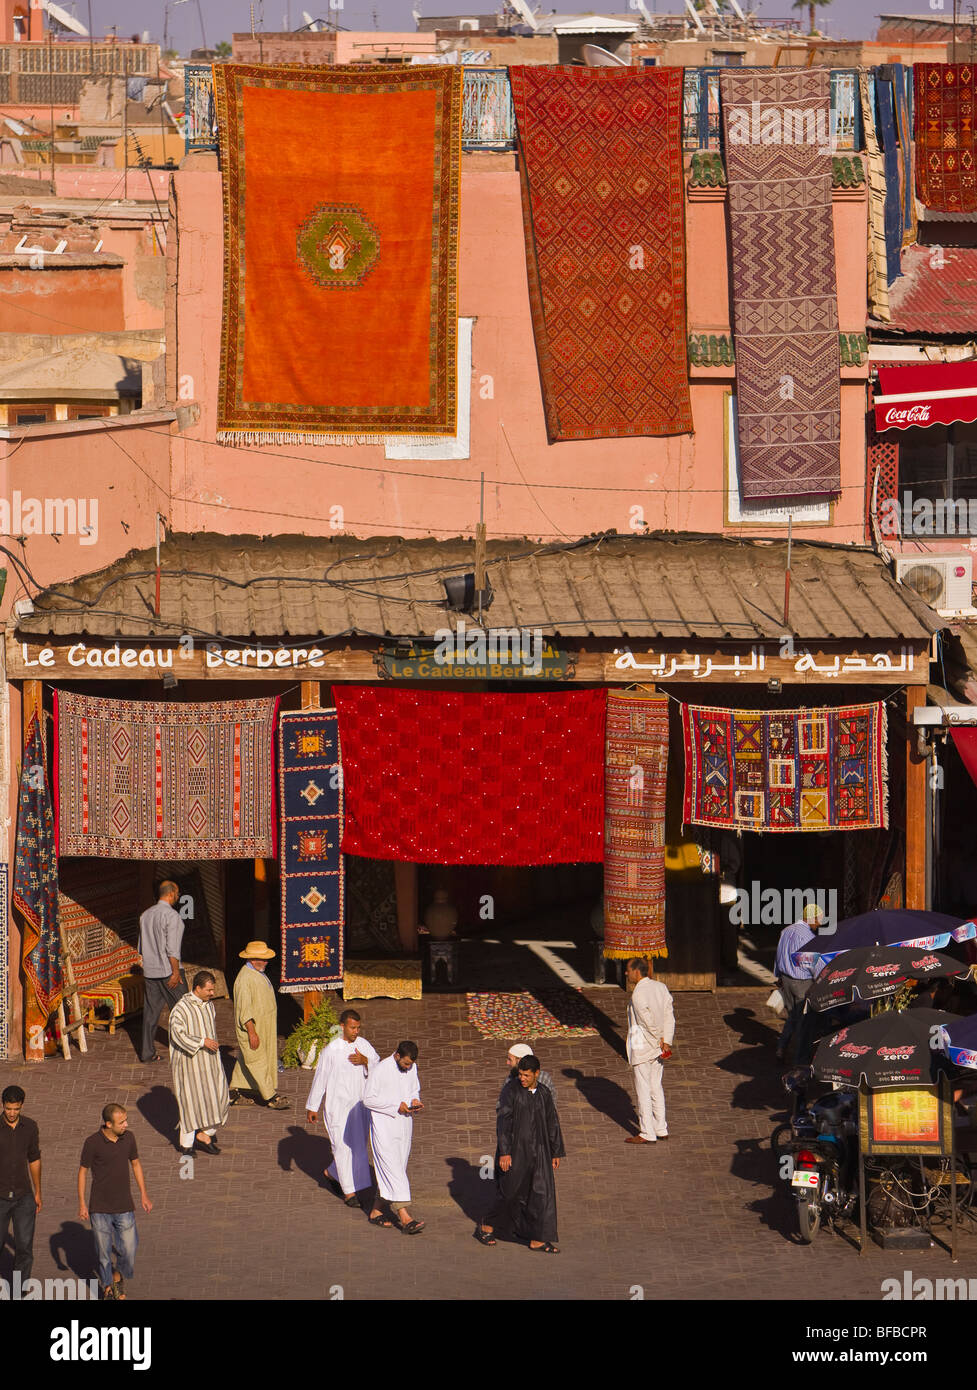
[305,1008,379,1208]
[363,1040,424,1234]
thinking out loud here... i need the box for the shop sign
[376,625,575,680]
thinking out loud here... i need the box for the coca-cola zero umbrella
[792,909,976,974]
[811,1008,953,1088]
[805,946,972,1013]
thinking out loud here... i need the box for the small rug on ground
[466,990,600,1039]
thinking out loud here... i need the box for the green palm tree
[792,0,832,37]
[214,40,232,59]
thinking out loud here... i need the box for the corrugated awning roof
[14,533,943,645]
[882,244,977,336]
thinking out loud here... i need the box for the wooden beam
[301,681,321,710]
[22,680,44,1063]
[906,686,928,911]
[303,990,323,1023]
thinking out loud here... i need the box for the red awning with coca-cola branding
[875,362,977,432]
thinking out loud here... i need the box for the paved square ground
[2,986,975,1301]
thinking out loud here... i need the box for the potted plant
[282,995,341,1070]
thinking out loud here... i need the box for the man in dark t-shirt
[78,1103,152,1301]
[0,1084,41,1282]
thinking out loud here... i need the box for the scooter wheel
[797,1194,821,1243]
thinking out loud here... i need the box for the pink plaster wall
[169,160,869,546]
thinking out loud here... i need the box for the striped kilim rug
[603,692,669,961]
[914,62,977,214]
[859,72,890,322]
[509,65,692,441]
[466,990,600,1040]
[58,860,142,992]
[720,69,840,500]
[54,692,279,859]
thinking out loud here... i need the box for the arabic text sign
[607,645,921,684]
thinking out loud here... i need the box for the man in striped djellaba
[168,971,229,1156]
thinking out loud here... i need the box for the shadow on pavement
[49,1221,94,1280]
[135,1085,180,1149]
[445,1155,489,1224]
[562,1067,637,1132]
[277,1125,333,1188]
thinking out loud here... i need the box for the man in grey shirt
[138,881,186,1063]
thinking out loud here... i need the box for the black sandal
[368,1213,393,1227]
[473,1225,497,1246]
[530,1241,560,1253]
[399,1219,425,1234]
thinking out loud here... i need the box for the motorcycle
[773,1070,859,1243]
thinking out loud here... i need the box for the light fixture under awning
[875,362,977,431]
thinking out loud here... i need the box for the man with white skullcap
[500,1044,556,1109]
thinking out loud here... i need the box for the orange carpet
[214,64,461,443]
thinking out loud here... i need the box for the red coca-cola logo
[831,1028,849,1045]
[883,404,931,425]
[877,1045,915,1060]
[827,968,856,982]
[865,963,899,977]
[911,955,941,971]
[839,1043,871,1058]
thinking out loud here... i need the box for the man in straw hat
[168,972,228,1155]
[774,901,826,1065]
[229,942,290,1110]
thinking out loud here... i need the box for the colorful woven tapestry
[334,687,605,864]
[882,63,918,249]
[14,713,63,1018]
[58,860,142,992]
[859,72,890,321]
[681,703,888,832]
[720,70,840,499]
[54,692,279,859]
[466,990,600,1040]
[214,63,461,445]
[603,692,669,961]
[278,711,344,993]
[914,62,977,214]
[509,66,692,441]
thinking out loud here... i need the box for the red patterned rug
[720,69,840,499]
[603,692,669,960]
[681,703,888,832]
[914,62,977,214]
[54,693,279,859]
[509,66,692,441]
[335,687,605,864]
[58,860,142,992]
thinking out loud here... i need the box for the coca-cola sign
[838,1043,871,1058]
[877,1045,916,1060]
[882,404,932,426]
[911,955,942,972]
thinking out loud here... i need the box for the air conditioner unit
[459,18,479,28]
[894,554,977,616]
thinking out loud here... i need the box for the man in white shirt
[363,1041,424,1233]
[305,1008,380,1207]
[624,957,675,1145]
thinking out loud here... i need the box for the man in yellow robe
[229,942,290,1110]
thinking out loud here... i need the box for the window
[898,423,977,533]
[712,52,744,66]
[14,409,52,425]
[67,405,112,420]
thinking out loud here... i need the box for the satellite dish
[728,0,747,19]
[508,0,538,31]
[302,10,320,30]
[583,43,628,66]
[412,3,422,21]
[43,0,90,37]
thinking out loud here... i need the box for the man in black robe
[475,1054,565,1253]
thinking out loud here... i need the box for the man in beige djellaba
[168,971,229,1155]
[228,942,290,1110]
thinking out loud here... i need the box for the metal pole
[123,47,128,199]
[87,0,95,74]
[48,30,55,181]
[194,0,207,50]
[954,0,959,64]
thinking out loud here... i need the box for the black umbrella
[791,909,977,973]
[805,946,971,1013]
[811,1008,954,1088]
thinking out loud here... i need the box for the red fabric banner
[952,728,977,793]
[875,362,977,432]
[334,687,606,864]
